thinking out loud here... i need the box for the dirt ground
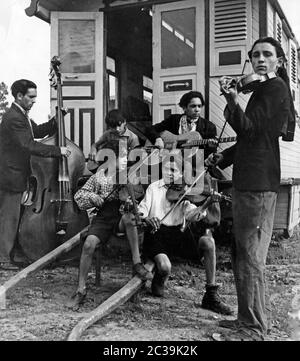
[0,234,300,341]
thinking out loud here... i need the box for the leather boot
[201,284,233,315]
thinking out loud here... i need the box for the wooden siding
[252,0,259,41]
[273,187,289,229]
[280,124,300,179]
[267,1,275,37]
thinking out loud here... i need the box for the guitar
[145,130,236,149]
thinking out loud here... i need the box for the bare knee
[154,254,172,275]
[198,236,215,253]
[121,213,135,227]
[82,235,100,256]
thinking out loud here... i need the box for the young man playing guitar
[146,91,217,159]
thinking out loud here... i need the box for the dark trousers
[232,189,277,335]
[0,189,23,262]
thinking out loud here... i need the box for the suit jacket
[146,114,217,159]
[0,103,61,192]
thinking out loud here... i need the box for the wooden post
[0,227,88,310]
[68,260,154,341]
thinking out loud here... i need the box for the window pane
[108,74,118,111]
[59,20,95,73]
[161,8,196,69]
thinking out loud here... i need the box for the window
[106,57,118,112]
[143,75,153,116]
[161,8,196,69]
[59,20,95,73]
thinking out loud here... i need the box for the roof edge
[25,0,50,23]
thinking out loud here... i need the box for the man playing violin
[139,157,232,316]
[0,79,71,269]
[206,37,296,341]
[68,142,152,310]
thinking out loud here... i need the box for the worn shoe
[151,272,167,297]
[219,319,241,330]
[223,327,264,341]
[66,289,87,311]
[133,263,153,281]
[201,284,233,315]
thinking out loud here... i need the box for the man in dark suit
[0,79,71,267]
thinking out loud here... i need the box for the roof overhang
[25,0,180,22]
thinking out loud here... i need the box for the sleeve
[137,184,153,218]
[31,116,57,139]
[145,116,174,144]
[225,81,290,139]
[94,133,108,150]
[218,144,237,170]
[74,175,104,210]
[9,116,61,158]
[184,201,207,222]
[129,132,140,149]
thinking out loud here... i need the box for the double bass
[18,56,89,261]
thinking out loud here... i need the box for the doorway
[106,7,153,138]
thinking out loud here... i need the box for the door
[152,0,205,124]
[50,12,104,158]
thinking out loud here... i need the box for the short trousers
[87,199,124,243]
[143,224,205,260]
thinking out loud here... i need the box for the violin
[222,72,277,94]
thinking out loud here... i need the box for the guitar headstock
[49,56,62,89]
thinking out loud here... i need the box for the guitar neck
[187,136,237,147]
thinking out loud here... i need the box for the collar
[158,179,168,188]
[13,102,28,116]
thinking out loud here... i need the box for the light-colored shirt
[138,179,197,227]
[95,127,140,151]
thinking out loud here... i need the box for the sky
[0,0,299,123]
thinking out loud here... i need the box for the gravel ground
[0,236,299,341]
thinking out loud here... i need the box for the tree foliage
[0,81,9,119]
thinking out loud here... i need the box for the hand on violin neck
[154,137,164,149]
[219,76,238,109]
[205,153,223,167]
[60,146,71,158]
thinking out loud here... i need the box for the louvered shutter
[210,0,252,76]
[275,13,282,44]
[289,40,298,108]
[289,41,297,86]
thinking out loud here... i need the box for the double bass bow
[18,56,89,261]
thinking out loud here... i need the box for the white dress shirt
[138,179,197,226]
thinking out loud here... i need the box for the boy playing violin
[68,142,152,310]
[139,158,232,315]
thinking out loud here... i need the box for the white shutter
[210,0,252,76]
[289,41,298,86]
[289,40,298,110]
[275,12,282,45]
